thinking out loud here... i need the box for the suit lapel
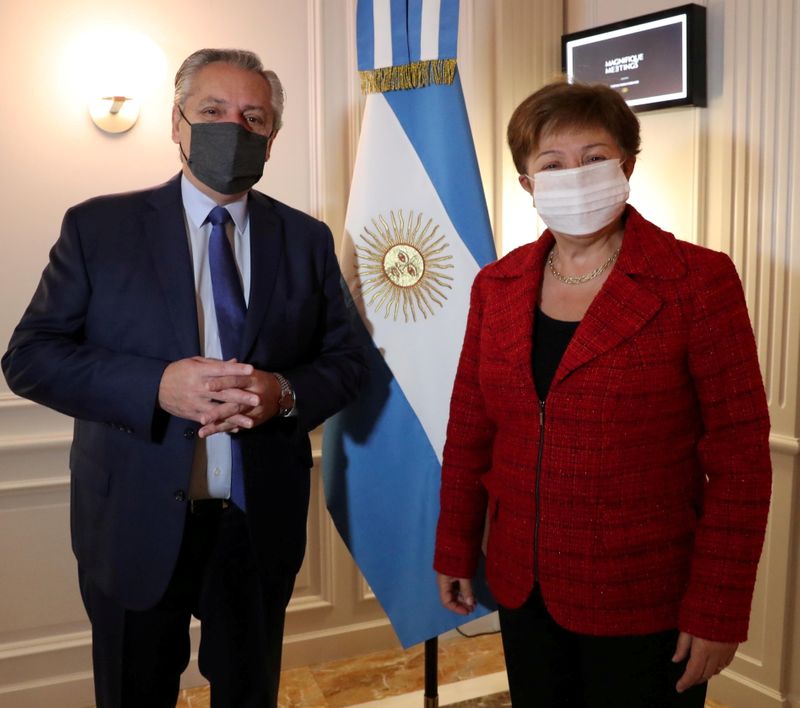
[553,269,662,386]
[143,176,200,358]
[491,240,549,401]
[241,192,284,360]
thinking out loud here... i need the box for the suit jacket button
[184,428,196,440]
[174,490,186,502]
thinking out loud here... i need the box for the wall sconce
[89,95,140,133]
[63,27,166,135]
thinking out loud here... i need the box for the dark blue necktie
[207,206,247,510]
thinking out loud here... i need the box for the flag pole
[424,636,438,707]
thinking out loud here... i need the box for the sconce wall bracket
[89,96,139,133]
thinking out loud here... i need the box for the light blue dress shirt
[180,175,251,500]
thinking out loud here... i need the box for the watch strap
[273,372,295,417]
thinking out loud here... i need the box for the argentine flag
[323,0,497,648]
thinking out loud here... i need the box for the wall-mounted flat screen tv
[562,4,706,111]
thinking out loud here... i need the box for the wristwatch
[273,372,296,417]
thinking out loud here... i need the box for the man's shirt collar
[180,174,249,233]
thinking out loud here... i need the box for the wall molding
[2,428,795,459]
[306,0,325,222]
[0,433,71,453]
[0,619,398,706]
[287,594,334,614]
[358,576,376,604]
[0,392,30,407]
[0,671,94,707]
[712,670,789,708]
[345,0,361,198]
[770,433,800,457]
[0,432,794,502]
[0,629,90,661]
[0,474,69,496]
[282,617,396,669]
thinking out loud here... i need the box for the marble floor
[176,633,505,707]
[174,632,729,708]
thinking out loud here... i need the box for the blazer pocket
[481,497,500,556]
[484,496,504,566]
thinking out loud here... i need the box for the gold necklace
[547,246,620,285]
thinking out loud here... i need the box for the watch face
[279,390,294,415]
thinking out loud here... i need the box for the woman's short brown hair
[507,80,641,174]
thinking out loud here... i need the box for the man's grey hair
[174,48,285,131]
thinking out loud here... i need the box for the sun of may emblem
[355,210,454,323]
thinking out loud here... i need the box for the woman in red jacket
[434,81,771,707]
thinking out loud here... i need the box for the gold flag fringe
[360,58,457,94]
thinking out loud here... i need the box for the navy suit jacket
[2,174,365,610]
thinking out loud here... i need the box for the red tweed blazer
[434,206,771,643]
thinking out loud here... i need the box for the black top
[532,308,580,400]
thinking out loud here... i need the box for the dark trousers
[79,504,296,708]
[498,586,708,708]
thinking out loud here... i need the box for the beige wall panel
[789,453,800,707]
[0,497,80,641]
[0,445,70,490]
[702,4,800,705]
[0,677,94,708]
[631,108,703,246]
[0,397,72,447]
[494,0,564,255]
[458,0,499,236]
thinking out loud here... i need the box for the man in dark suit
[2,48,364,707]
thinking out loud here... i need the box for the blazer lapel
[552,206,686,385]
[553,268,662,386]
[143,176,200,358]
[491,238,550,401]
[488,206,683,392]
[241,192,284,360]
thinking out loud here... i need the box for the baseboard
[281,617,399,668]
[709,671,789,708]
[0,618,398,708]
[0,670,94,708]
[349,671,509,707]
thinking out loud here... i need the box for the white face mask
[528,159,630,237]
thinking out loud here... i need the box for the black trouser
[79,503,296,708]
[498,586,708,708]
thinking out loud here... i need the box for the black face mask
[178,107,269,195]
